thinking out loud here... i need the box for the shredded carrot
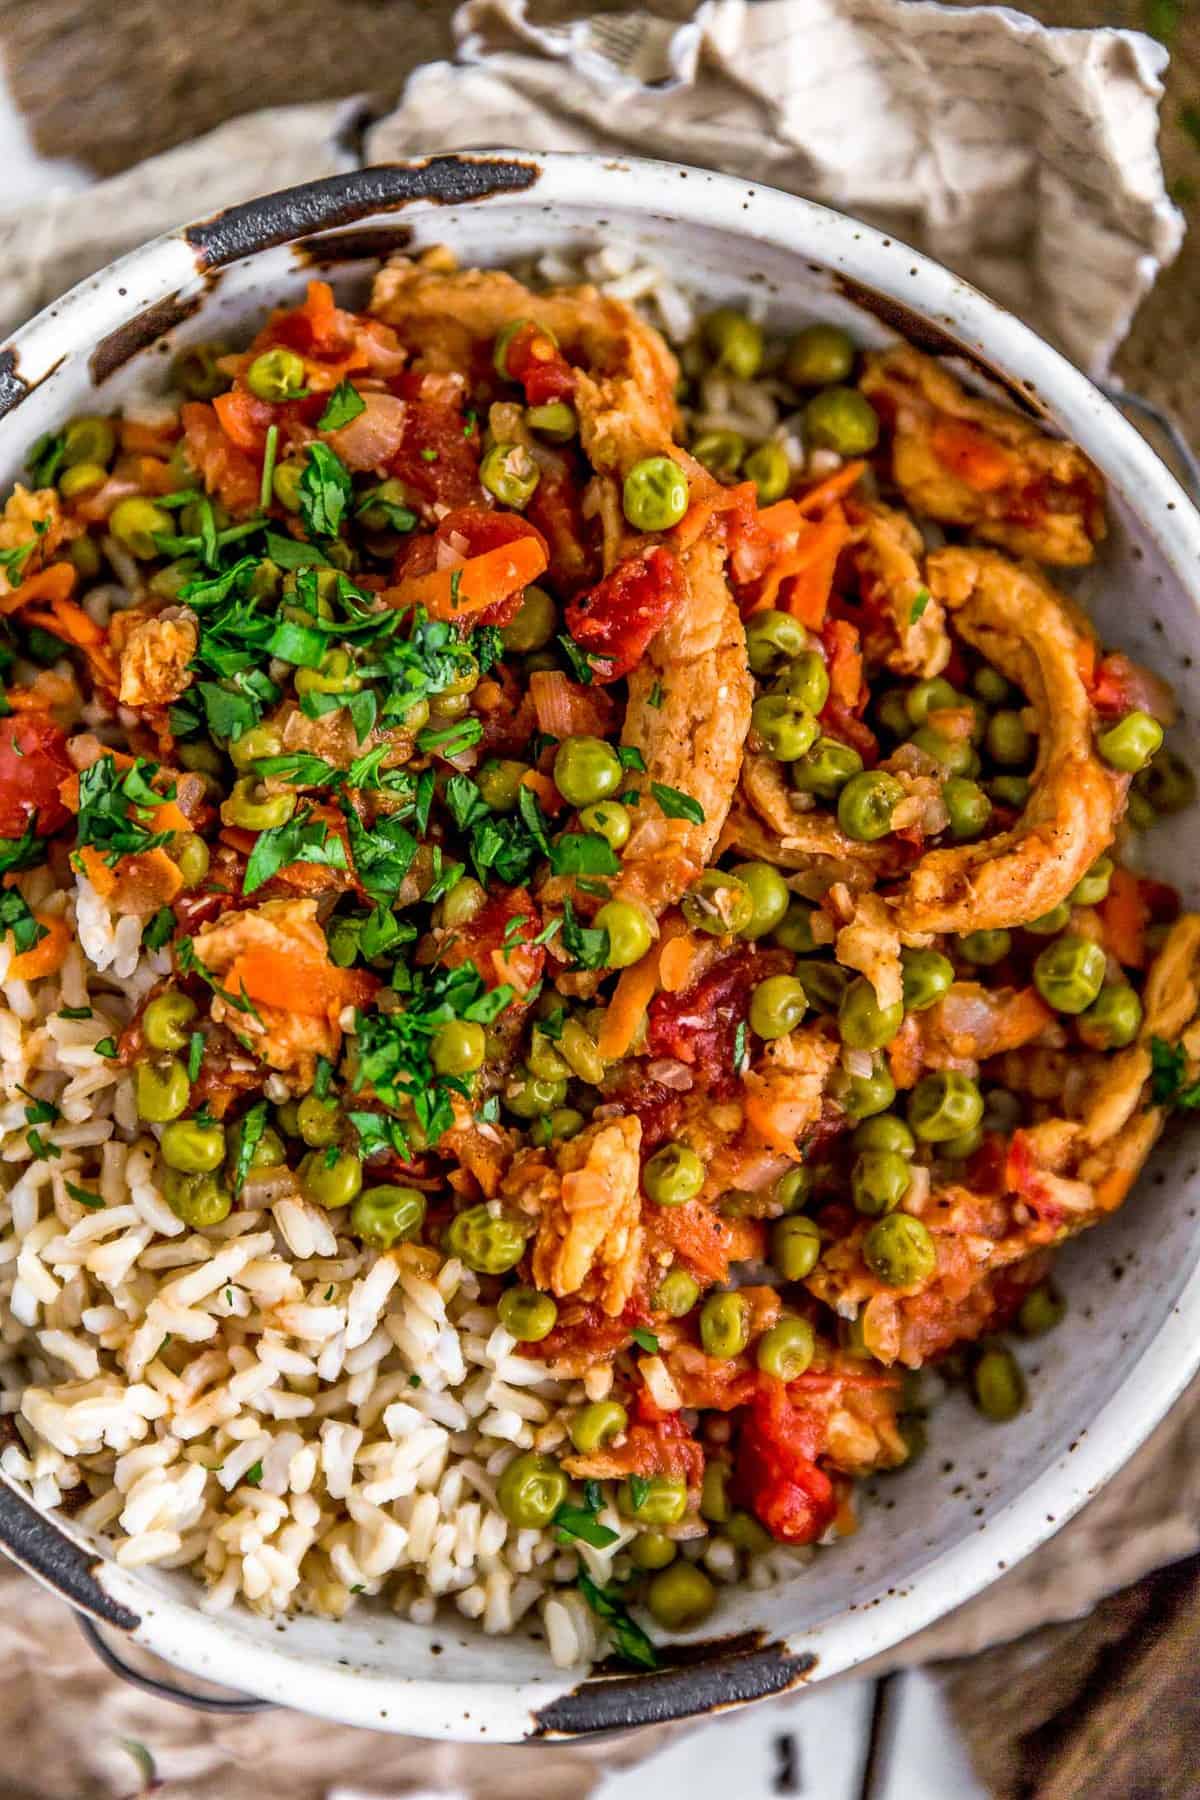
[929,419,1014,492]
[743,505,851,623]
[794,459,867,516]
[1100,866,1147,969]
[20,594,120,691]
[383,536,548,622]
[226,946,376,1018]
[77,845,183,908]
[825,617,864,709]
[673,476,755,553]
[7,912,70,981]
[658,927,703,994]
[0,561,77,616]
[597,915,690,1061]
[887,1015,924,1090]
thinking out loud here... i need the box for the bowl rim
[2,147,1200,1740]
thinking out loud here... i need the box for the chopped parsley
[243,1461,264,1488]
[57,1006,92,1021]
[733,1019,748,1072]
[297,441,353,538]
[561,898,609,971]
[576,1572,657,1670]
[554,1481,619,1550]
[74,755,176,867]
[26,1129,59,1161]
[339,803,418,905]
[93,1037,118,1059]
[318,380,366,432]
[243,811,349,896]
[0,888,47,956]
[630,1328,659,1355]
[0,542,36,585]
[651,782,705,824]
[27,431,67,488]
[259,423,279,513]
[65,1181,104,1209]
[909,588,931,624]
[142,907,175,951]
[355,485,417,533]
[0,823,49,876]
[1149,1036,1200,1109]
[627,1473,651,1510]
[232,1100,269,1195]
[647,680,664,710]
[549,833,619,879]
[187,1031,205,1083]
[558,635,598,685]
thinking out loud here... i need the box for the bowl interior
[4,161,1200,1737]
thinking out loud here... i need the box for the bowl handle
[77,1616,273,1714]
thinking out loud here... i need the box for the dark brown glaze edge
[294,224,416,268]
[530,1639,816,1736]
[0,1477,139,1629]
[832,271,1046,418]
[90,290,206,385]
[186,156,541,271]
[0,349,30,421]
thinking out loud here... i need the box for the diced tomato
[524,454,597,594]
[389,376,482,510]
[565,546,687,682]
[212,388,278,456]
[647,1199,764,1287]
[647,946,786,1097]
[180,402,262,517]
[438,887,545,1000]
[0,712,73,839]
[501,320,576,406]
[1087,651,1173,723]
[267,280,358,362]
[733,1378,838,1545]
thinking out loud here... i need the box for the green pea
[725,1509,773,1555]
[773,650,831,716]
[530,1108,586,1148]
[497,1452,568,1529]
[525,401,578,442]
[791,736,863,799]
[440,876,486,929]
[692,429,746,479]
[655,1268,701,1316]
[620,1473,688,1525]
[629,1530,677,1571]
[837,770,903,842]
[772,1214,822,1280]
[223,778,297,832]
[136,1059,190,1124]
[579,801,630,851]
[623,456,690,531]
[1017,1283,1066,1337]
[785,323,855,388]
[756,1316,815,1380]
[427,1019,485,1079]
[567,1400,627,1455]
[295,647,360,698]
[1033,934,1106,1015]
[1097,710,1163,773]
[160,1118,226,1174]
[773,900,820,954]
[349,1184,427,1250]
[593,899,653,969]
[940,1122,984,1160]
[838,977,904,1051]
[1137,746,1195,816]
[852,1149,911,1217]
[1026,903,1072,936]
[972,665,1011,706]
[299,1150,363,1210]
[1126,790,1157,831]
[852,1114,915,1157]
[910,727,976,777]
[58,461,107,500]
[505,1072,568,1119]
[907,1071,983,1141]
[700,1462,731,1524]
[746,610,808,678]
[68,534,102,579]
[863,1212,937,1287]
[143,990,197,1054]
[558,1018,606,1086]
[644,1142,705,1207]
[745,441,791,504]
[554,736,623,807]
[751,693,820,761]
[246,347,307,402]
[1069,856,1113,906]
[792,959,851,1014]
[702,307,764,379]
[63,415,117,469]
[481,441,541,510]
[988,775,1031,809]
[942,778,992,842]
[499,582,557,653]
[773,1165,812,1213]
[274,1101,301,1139]
[876,689,913,741]
[721,865,788,947]
[1077,983,1143,1050]
[681,870,755,938]
[986,709,1032,766]
[474,759,529,814]
[445,1203,528,1274]
[163,1169,232,1228]
[958,929,1011,967]
[646,1562,716,1631]
[749,974,808,1041]
[837,1058,896,1120]
[803,386,880,455]
[172,342,231,400]
[900,949,953,1014]
[700,1291,750,1359]
[109,497,171,560]
[972,1346,1026,1421]
[229,724,283,771]
[297,1093,341,1149]
[497,1285,559,1343]
[177,740,223,779]
[271,461,304,512]
[905,678,959,726]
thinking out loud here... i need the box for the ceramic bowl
[1,152,1198,1742]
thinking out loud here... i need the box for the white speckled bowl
[1,152,1198,1742]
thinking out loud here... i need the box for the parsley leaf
[549,832,619,878]
[909,588,931,624]
[628,1473,651,1510]
[630,1327,659,1354]
[0,888,47,956]
[93,1037,118,1058]
[355,485,418,533]
[243,1461,264,1488]
[318,380,366,432]
[554,1494,619,1550]
[262,530,332,571]
[651,782,705,824]
[0,542,36,585]
[617,746,646,772]
[1149,1035,1200,1109]
[243,811,349,895]
[298,442,352,538]
[558,635,598,685]
[0,823,48,876]
[561,898,609,971]
[576,1572,657,1670]
[232,1100,268,1196]
[27,431,67,487]
[415,768,436,834]
[142,907,175,951]
[187,1031,205,1083]
[75,755,177,866]
[473,626,505,674]
[339,803,418,905]
[416,716,483,757]
[65,1181,103,1210]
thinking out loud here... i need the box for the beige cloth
[0,1,1190,1790]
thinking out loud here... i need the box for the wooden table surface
[1,3,1198,1792]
